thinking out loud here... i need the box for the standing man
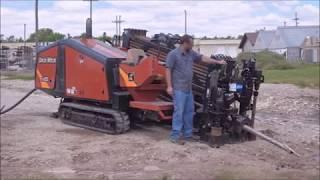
[166,35,226,144]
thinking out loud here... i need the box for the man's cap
[180,34,193,44]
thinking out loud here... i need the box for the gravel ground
[0,79,319,180]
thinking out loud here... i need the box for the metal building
[301,36,320,63]
[268,26,319,62]
[194,39,242,58]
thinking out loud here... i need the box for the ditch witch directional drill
[0,21,298,156]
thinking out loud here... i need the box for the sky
[1,0,319,39]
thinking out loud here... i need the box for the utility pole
[112,16,125,46]
[293,12,300,27]
[24,24,26,47]
[112,16,118,46]
[84,0,98,23]
[23,23,26,68]
[118,16,124,45]
[90,0,92,21]
[184,10,187,34]
[35,0,39,69]
[84,0,98,36]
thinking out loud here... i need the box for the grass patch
[264,64,319,88]
[1,71,34,81]
[237,51,320,88]
[237,50,295,70]
[3,74,34,81]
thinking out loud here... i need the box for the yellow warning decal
[119,68,137,87]
[36,69,50,89]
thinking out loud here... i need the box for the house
[268,26,320,62]
[238,32,258,52]
[252,30,276,52]
[193,39,242,58]
[301,36,320,63]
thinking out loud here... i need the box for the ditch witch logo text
[38,57,56,64]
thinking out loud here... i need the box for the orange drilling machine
[35,36,172,134]
[0,20,298,155]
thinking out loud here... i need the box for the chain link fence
[0,43,36,71]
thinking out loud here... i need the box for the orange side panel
[129,101,173,111]
[119,56,167,101]
[119,56,166,88]
[129,101,173,120]
[65,46,109,101]
[119,56,154,87]
[35,47,57,89]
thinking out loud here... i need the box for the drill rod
[242,125,300,157]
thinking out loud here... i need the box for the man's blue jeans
[170,90,194,140]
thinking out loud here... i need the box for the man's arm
[201,55,226,65]
[192,50,226,65]
[165,51,175,95]
[166,69,173,95]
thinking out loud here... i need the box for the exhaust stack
[86,18,92,38]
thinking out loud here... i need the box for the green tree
[200,36,208,40]
[18,37,24,42]
[80,32,87,39]
[7,35,15,42]
[237,34,243,39]
[28,28,65,42]
[96,32,111,42]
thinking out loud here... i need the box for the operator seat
[123,48,146,66]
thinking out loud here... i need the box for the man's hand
[166,86,173,96]
[201,56,227,65]
[216,60,227,65]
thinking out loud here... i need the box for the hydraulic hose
[0,88,37,115]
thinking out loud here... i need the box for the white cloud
[271,1,300,12]
[53,1,89,11]
[295,4,320,25]
[1,1,319,39]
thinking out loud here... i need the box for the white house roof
[253,30,275,50]
[238,32,258,48]
[269,26,320,49]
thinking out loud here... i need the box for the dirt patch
[260,129,279,138]
[56,127,104,137]
[1,80,319,179]
[72,152,94,164]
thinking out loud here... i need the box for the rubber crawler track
[59,102,130,134]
